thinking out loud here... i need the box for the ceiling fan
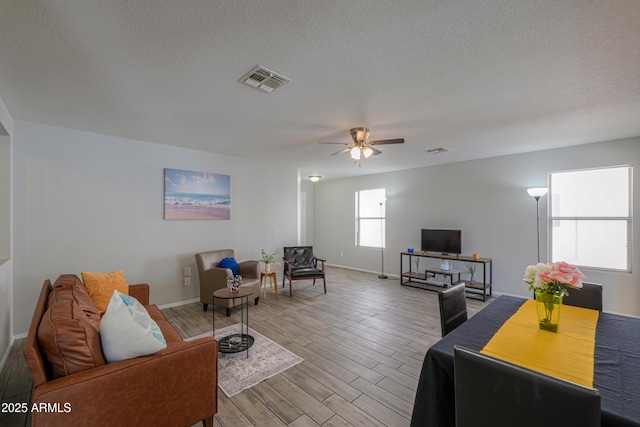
[320,127,404,161]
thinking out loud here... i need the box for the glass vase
[534,289,562,333]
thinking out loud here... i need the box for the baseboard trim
[325,263,399,279]
[158,297,200,310]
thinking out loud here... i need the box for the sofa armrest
[238,260,260,279]
[128,283,149,305]
[31,337,217,427]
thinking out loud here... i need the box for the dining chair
[438,283,467,337]
[454,346,601,427]
[563,282,603,311]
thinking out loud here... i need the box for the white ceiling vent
[426,147,450,154]
[239,65,291,93]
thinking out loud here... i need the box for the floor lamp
[378,200,388,279]
[527,187,548,263]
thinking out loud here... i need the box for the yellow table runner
[481,299,599,387]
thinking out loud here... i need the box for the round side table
[212,287,255,358]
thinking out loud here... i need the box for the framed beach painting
[164,168,231,220]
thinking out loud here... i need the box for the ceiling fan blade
[331,148,351,156]
[319,141,349,145]
[369,138,404,145]
[370,147,383,156]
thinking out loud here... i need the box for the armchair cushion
[290,267,325,278]
[218,257,240,276]
[284,246,315,269]
[100,290,167,363]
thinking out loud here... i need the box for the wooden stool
[260,271,279,299]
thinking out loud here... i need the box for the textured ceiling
[1,1,639,180]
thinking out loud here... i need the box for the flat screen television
[421,229,462,255]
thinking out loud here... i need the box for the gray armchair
[195,249,261,316]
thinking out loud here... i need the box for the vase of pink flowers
[523,261,585,333]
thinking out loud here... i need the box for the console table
[400,252,492,301]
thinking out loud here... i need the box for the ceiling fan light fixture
[351,127,370,143]
[322,127,404,162]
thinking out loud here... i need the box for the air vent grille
[240,65,291,93]
[426,147,450,154]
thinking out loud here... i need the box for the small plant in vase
[414,258,420,277]
[464,263,477,285]
[260,249,278,272]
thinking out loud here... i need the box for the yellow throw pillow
[81,270,130,314]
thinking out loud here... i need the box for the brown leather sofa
[195,249,261,315]
[24,274,217,427]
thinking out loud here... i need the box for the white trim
[326,262,399,279]
[157,297,200,310]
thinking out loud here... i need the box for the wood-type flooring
[0,266,491,426]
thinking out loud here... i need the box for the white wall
[314,138,640,316]
[300,179,315,245]
[12,121,298,334]
[0,94,13,370]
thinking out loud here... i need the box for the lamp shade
[350,146,361,160]
[527,187,548,198]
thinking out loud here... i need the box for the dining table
[410,295,640,427]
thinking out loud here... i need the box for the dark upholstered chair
[438,283,467,337]
[282,246,326,297]
[563,282,603,311]
[454,346,601,427]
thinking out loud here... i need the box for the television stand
[400,251,492,301]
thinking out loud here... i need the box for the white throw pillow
[100,290,167,363]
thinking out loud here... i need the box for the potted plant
[260,249,278,271]
[464,263,477,285]
[414,258,420,276]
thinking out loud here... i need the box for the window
[356,188,385,248]
[549,165,632,272]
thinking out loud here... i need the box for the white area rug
[186,324,303,397]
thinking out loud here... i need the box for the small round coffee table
[212,287,255,358]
